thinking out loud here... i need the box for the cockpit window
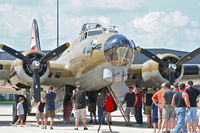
[80,30,103,42]
[80,32,87,42]
[80,23,104,42]
[82,23,102,31]
[88,30,103,37]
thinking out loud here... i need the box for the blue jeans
[98,105,105,123]
[173,107,187,133]
[185,107,198,122]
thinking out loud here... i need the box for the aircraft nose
[104,34,134,66]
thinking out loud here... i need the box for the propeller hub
[168,64,177,70]
[32,60,40,68]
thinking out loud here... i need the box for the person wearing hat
[71,85,88,130]
[185,81,200,133]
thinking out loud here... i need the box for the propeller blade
[169,71,175,85]
[176,47,200,65]
[135,46,167,67]
[41,42,70,62]
[32,69,41,102]
[0,44,31,64]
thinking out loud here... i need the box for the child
[36,97,46,127]
[15,97,24,127]
[151,100,158,133]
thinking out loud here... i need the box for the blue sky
[0,0,200,52]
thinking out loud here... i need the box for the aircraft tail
[30,19,41,51]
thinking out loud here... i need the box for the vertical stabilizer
[30,19,41,51]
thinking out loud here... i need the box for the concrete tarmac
[0,104,153,133]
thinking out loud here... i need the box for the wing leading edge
[127,64,200,88]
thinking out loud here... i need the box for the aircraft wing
[42,62,75,87]
[127,64,200,88]
[128,64,142,75]
[0,59,75,91]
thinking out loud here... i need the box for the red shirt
[104,96,114,112]
[135,93,142,106]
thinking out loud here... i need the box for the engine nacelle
[141,54,184,88]
[10,50,50,88]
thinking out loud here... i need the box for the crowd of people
[150,81,200,133]
[121,81,200,133]
[13,85,56,130]
[11,81,200,133]
[12,85,118,130]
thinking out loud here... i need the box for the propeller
[131,40,167,67]
[176,47,200,65]
[0,42,70,102]
[32,69,41,101]
[134,46,168,67]
[0,44,31,64]
[131,41,200,85]
[41,43,70,62]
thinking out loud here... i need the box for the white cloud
[0,0,143,51]
[0,2,111,50]
[59,16,111,42]
[40,15,111,50]
[0,3,12,13]
[0,1,199,53]
[59,0,143,10]
[191,21,199,27]
[126,11,200,51]
[0,4,34,50]
[0,2,58,50]
[132,11,190,33]
[92,0,144,10]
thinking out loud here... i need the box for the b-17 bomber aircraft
[0,20,200,121]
